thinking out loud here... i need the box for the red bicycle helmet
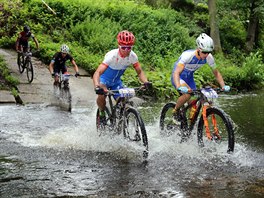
[117,30,135,46]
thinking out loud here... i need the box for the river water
[0,91,263,197]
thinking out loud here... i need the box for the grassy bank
[0,0,263,99]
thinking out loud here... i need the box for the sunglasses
[120,46,133,50]
[201,51,211,55]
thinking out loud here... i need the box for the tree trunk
[245,0,259,52]
[208,0,222,53]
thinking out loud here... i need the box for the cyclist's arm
[15,34,22,51]
[173,63,184,89]
[70,59,79,73]
[49,60,55,75]
[32,37,39,50]
[92,63,108,88]
[133,62,148,83]
[212,68,225,88]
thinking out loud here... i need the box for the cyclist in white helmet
[49,44,79,86]
[171,33,230,119]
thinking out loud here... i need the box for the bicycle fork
[202,105,220,140]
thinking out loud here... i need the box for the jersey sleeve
[102,50,113,65]
[51,52,59,62]
[206,54,216,69]
[67,54,74,62]
[129,51,139,65]
[177,51,191,68]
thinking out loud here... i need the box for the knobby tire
[125,107,148,158]
[17,53,25,73]
[60,86,72,112]
[26,60,34,83]
[160,102,179,134]
[197,107,235,153]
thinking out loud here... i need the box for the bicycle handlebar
[180,86,237,95]
[104,86,146,97]
[17,50,39,57]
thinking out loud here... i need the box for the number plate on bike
[63,74,70,81]
[201,88,218,99]
[119,88,135,98]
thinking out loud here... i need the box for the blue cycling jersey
[171,49,216,89]
[100,49,138,87]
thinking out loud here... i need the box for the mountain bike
[17,51,34,83]
[53,71,72,112]
[159,86,235,153]
[96,87,149,158]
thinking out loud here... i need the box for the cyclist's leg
[53,65,60,86]
[62,65,69,86]
[21,41,29,53]
[96,77,109,114]
[173,78,194,111]
[17,45,25,73]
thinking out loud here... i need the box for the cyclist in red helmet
[93,30,152,123]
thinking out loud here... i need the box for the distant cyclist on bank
[93,30,152,121]
[171,33,230,119]
[15,25,39,53]
[49,44,80,86]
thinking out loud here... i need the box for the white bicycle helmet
[61,44,70,53]
[196,33,214,52]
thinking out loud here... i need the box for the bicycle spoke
[124,108,148,154]
[197,107,235,153]
[160,102,182,136]
[17,54,25,73]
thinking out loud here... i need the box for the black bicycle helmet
[24,25,30,33]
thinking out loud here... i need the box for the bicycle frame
[106,88,137,132]
[181,87,222,139]
[56,71,71,89]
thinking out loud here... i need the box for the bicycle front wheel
[26,60,34,83]
[124,107,148,158]
[17,53,24,73]
[96,107,112,136]
[61,87,72,112]
[197,107,235,153]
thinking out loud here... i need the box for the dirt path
[0,48,96,107]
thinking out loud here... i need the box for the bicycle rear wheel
[26,60,34,83]
[197,107,235,153]
[17,53,25,73]
[160,102,186,137]
[124,107,148,158]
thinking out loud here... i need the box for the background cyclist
[15,25,39,53]
[171,33,230,119]
[93,30,152,122]
[49,44,80,86]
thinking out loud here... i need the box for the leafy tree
[246,0,264,52]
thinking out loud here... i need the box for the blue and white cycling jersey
[171,49,216,89]
[100,49,138,87]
